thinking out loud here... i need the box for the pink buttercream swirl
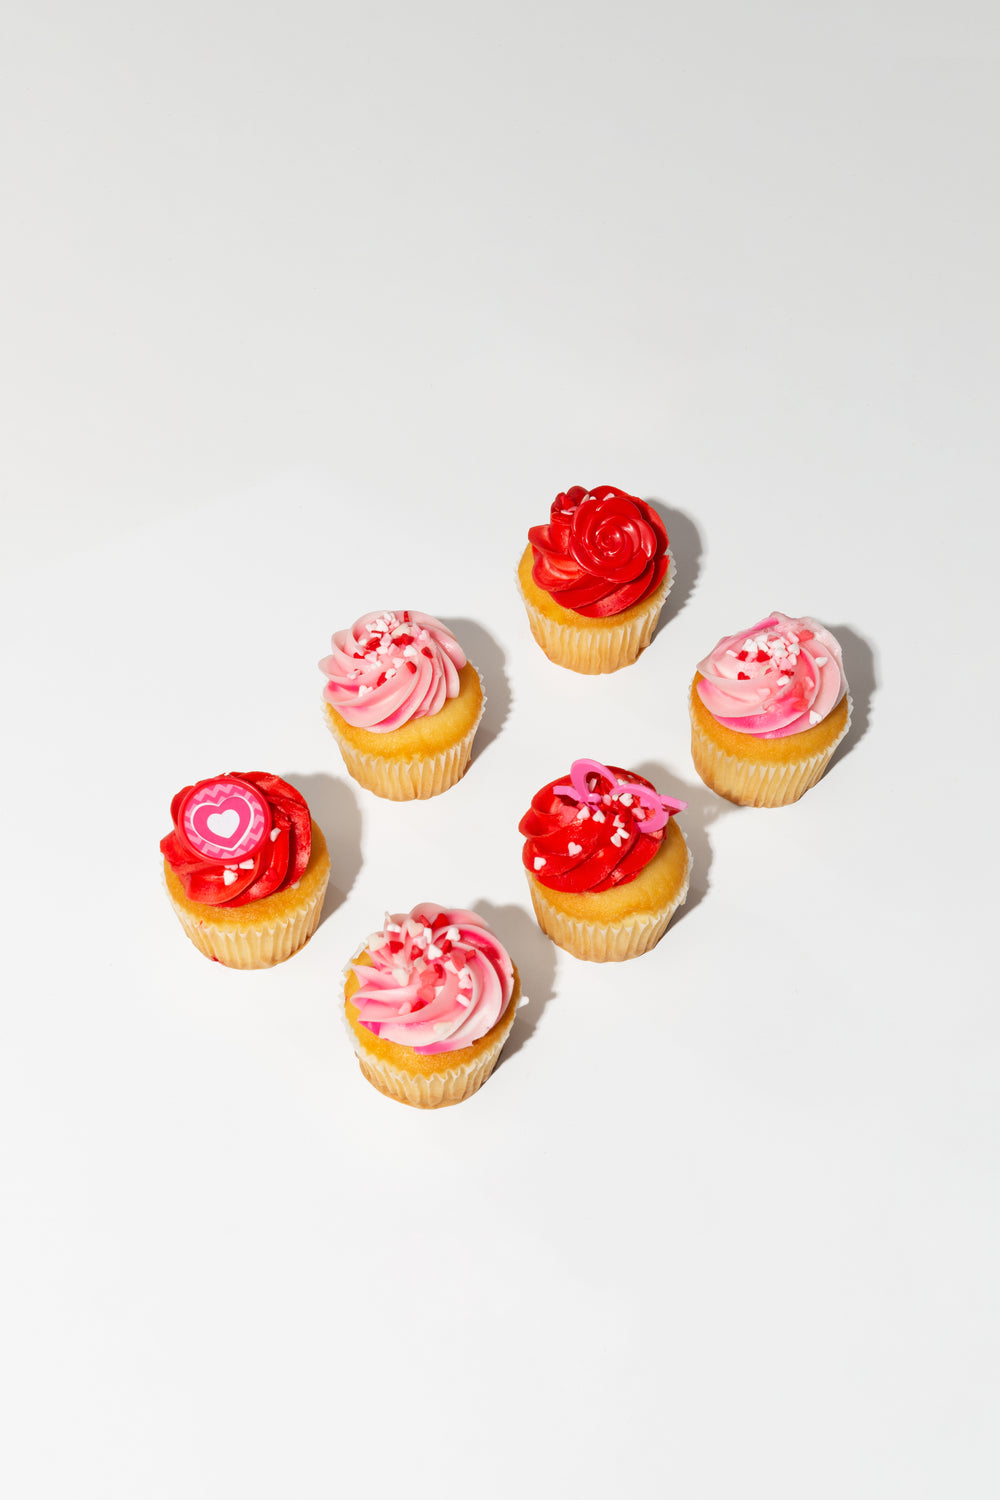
[351,905,515,1055]
[320,611,466,732]
[696,612,846,738]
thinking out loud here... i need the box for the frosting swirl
[696,613,846,739]
[350,905,514,1055]
[528,486,669,617]
[160,772,312,907]
[520,759,686,893]
[320,611,465,731]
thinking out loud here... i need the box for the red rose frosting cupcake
[517,485,674,673]
[519,759,690,961]
[319,611,484,799]
[690,612,851,806]
[343,904,520,1108]
[161,772,330,967]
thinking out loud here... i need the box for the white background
[2,3,998,1496]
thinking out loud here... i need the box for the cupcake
[690,612,851,807]
[343,904,519,1108]
[517,485,674,673]
[519,758,690,962]
[161,772,330,968]
[319,611,484,800]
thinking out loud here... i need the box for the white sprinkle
[809,710,821,725]
[576,806,591,820]
[392,966,409,984]
[610,830,625,847]
[385,922,401,934]
[223,869,237,886]
[726,649,738,657]
[567,842,582,856]
[613,816,625,829]
[238,859,254,869]
[357,683,373,696]
[533,857,546,871]
[776,675,789,686]
[457,994,471,1008]
[426,943,443,960]
[619,793,633,807]
[445,926,461,942]
[592,810,605,824]
[815,656,828,666]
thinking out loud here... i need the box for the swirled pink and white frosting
[696,613,846,738]
[350,905,515,1055]
[319,611,466,731]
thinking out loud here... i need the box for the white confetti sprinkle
[592,810,605,824]
[269,827,280,841]
[223,869,237,886]
[567,842,582,856]
[809,711,821,725]
[576,806,591,820]
[426,943,442,960]
[533,857,546,870]
[619,793,633,807]
[815,656,828,666]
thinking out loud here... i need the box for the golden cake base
[526,819,690,962]
[517,546,674,674]
[689,675,852,807]
[344,962,521,1108]
[323,662,484,800]
[164,822,330,968]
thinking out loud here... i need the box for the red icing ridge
[519,762,682,893]
[528,485,669,618]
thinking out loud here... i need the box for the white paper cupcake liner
[526,841,691,962]
[690,694,852,807]
[518,553,675,675]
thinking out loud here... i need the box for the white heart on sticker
[207,809,241,839]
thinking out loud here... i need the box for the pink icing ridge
[696,612,845,739]
[320,610,466,732]
[350,904,514,1055]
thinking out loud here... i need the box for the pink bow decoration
[552,758,687,834]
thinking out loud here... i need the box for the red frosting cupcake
[519,759,691,961]
[161,772,330,968]
[517,486,674,673]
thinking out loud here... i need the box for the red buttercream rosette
[160,772,311,907]
[528,485,669,618]
[519,760,686,893]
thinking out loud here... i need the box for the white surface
[2,3,998,1497]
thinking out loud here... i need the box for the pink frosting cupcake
[343,904,520,1108]
[319,611,484,799]
[689,612,852,806]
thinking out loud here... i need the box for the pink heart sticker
[180,778,270,861]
